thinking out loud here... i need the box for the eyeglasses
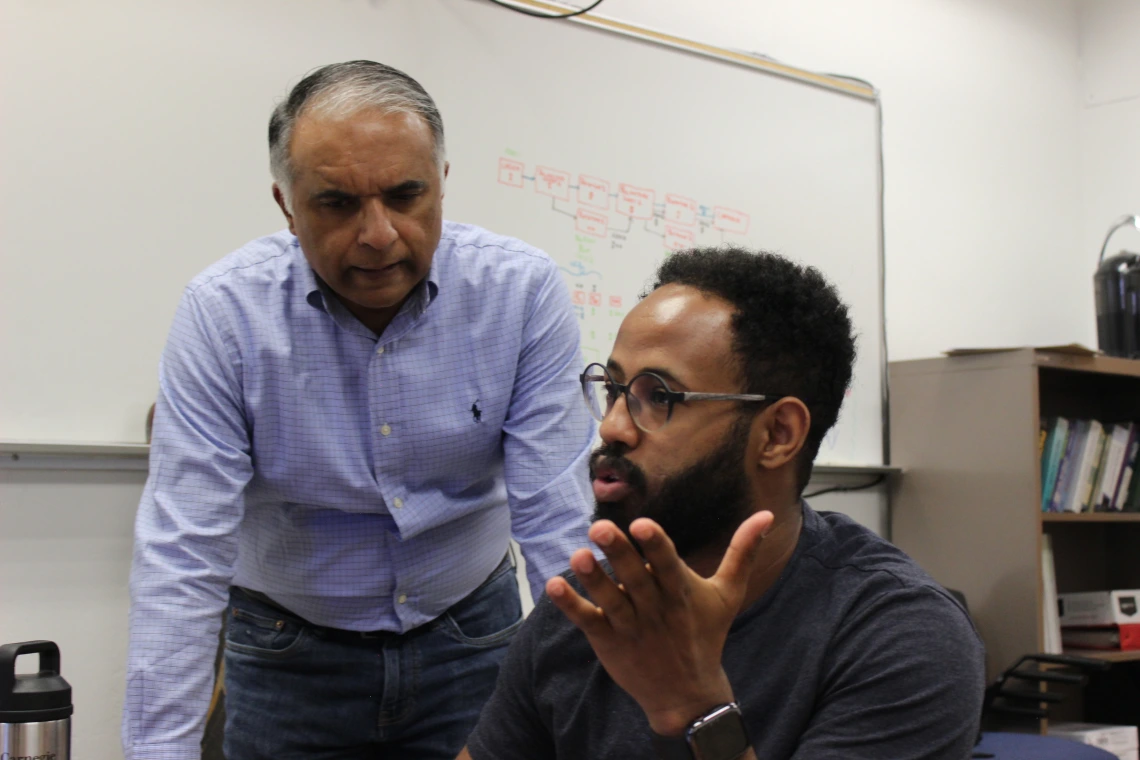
[579,362,774,432]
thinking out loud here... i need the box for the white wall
[0,2,1095,758]
[0,466,143,758]
[1079,0,1140,275]
[587,0,1087,359]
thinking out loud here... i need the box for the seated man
[461,247,984,760]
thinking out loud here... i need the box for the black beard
[590,417,753,559]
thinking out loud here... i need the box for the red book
[1061,623,1140,651]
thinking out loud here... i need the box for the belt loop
[507,542,518,569]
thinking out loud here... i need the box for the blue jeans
[223,556,522,759]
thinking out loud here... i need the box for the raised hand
[546,511,773,737]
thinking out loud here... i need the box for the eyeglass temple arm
[677,392,770,402]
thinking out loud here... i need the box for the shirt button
[393,497,404,509]
[380,424,392,436]
[397,594,408,604]
[376,346,385,355]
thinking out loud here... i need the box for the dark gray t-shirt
[466,504,985,760]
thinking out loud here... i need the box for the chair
[976,651,1116,758]
[973,731,1118,759]
[982,651,1111,733]
[944,590,1118,759]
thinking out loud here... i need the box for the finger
[546,574,612,635]
[629,518,690,598]
[714,511,774,601]
[590,520,660,611]
[569,545,641,631]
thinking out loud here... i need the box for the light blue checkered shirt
[123,221,596,759]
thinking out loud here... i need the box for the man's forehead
[628,285,734,334]
[290,109,433,164]
[611,285,737,381]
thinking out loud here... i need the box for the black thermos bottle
[1094,251,1140,358]
[0,641,72,760]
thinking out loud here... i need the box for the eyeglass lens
[581,363,672,431]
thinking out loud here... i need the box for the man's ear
[753,397,811,470]
[272,184,297,236]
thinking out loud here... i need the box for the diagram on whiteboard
[482,151,871,464]
[494,153,753,365]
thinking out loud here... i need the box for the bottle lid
[0,641,73,723]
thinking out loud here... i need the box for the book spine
[1061,629,1120,650]
[1040,420,1056,490]
[1112,425,1140,510]
[1042,418,1070,512]
[1061,623,1140,651]
[1078,422,1107,512]
[1126,451,1140,512]
[1091,430,1114,511]
[1056,420,1090,513]
[1041,534,1062,654]
[1093,423,1124,511]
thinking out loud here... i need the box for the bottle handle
[0,640,61,697]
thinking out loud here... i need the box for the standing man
[462,247,985,760]
[123,61,595,759]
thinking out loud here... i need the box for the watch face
[689,705,750,760]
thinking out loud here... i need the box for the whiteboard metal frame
[0,441,900,476]
[491,0,876,100]
[0,441,151,472]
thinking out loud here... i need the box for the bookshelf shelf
[1063,649,1140,663]
[1042,512,1140,523]
[889,348,1140,707]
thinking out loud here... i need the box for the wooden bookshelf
[889,348,1140,689]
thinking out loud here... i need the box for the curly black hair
[649,247,856,493]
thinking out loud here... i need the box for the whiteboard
[0,0,884,466]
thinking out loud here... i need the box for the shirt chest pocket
[400,400,506,485]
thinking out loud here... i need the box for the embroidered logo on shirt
[471,401,482,423]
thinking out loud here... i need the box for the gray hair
[269,61,446,210]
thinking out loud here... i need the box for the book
[1061,623,1140,651]
[1086,423,1114,511]
[1125,454,1140,512]
[1041,417,1071,512]
[1099,423,1136,511]
[1112,425,1140,510]
[1088,422,1116,511]
[1042,534,1062,654]
[1072,420,1106,512]
[1058,589,1140,626]
[1051,419,1089,513]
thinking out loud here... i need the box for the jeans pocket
[225,601,309,659]
[438,564,524,648]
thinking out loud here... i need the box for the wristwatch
[650,702,751,760]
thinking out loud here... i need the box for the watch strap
[650,730,693,760]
